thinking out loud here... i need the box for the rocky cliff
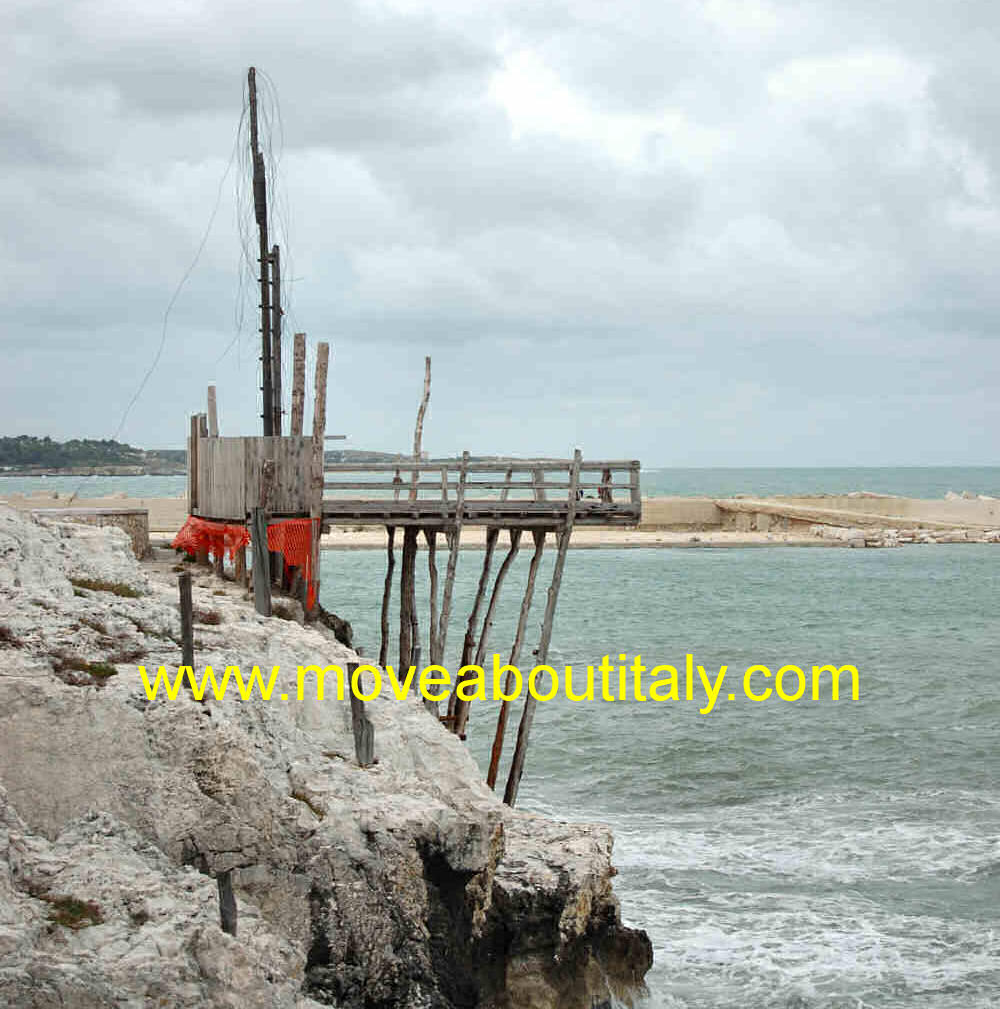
[0,506,651,1008]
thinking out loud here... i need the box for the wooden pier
[175,66,642,805]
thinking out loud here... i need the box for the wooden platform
[321,458,641,528]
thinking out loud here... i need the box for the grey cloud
[2,0,999,463]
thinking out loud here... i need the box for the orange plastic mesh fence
[267,518,319,610]
[172,515,318,609]
[172,516,250,561]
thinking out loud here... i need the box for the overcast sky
[4,1,999,465]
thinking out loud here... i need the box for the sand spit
[4,490,1000,550]
[0,505,651,1008]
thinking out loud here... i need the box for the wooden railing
[322,456,640,526]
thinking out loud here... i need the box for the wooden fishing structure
[178,67,642,806]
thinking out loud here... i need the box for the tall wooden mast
[248,67,274,436]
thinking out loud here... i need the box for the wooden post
[379,526,395,667]
[234,545,247,587]
[308,342,329,619]
[179,571,194,670]
[188,414,199,515]
[271,244,282,436]
[410,355,431,501]
[207,386,218,437]
[217,870,237,937]
[251,507,271,616]
[248,66,273,436]
[504,449,581,807]
[252,459,275,617]
[500,467,513,502]
[487,529,545,790]
[398,527,418,670]
[347,662,375,767]
[451,526,498,727]
[290,332,306,436]
[425,528,439,674]
[532,466,546,502]
[436,451,468,665]
[193,416,209,563]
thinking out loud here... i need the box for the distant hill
[0,437,536,476]
[0,437,186,474]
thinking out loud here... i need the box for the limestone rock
[0,506,650,1008]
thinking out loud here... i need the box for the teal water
[639,467,1000,499]
[320,544,1000,1008]
[3,465,1000,500]
[0,474,187,498]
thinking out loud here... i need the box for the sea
[5,467,998,1006]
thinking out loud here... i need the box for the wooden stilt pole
[487,529,545,790]
[379,526,396,668]
[290,332,306,436]
[474,529,521,668]
[451,526,498,727]
[425,528,439,673]
[454,528,521,737]
[504,450,581,807]
[461,528,498,667]
[399,527,418,670]
[436,451,468,665]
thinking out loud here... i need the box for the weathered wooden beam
[487,529,545,790]
[207,386,218,437]
[504,450,581,807]
[436,450,468,665]
[290,332,306,436]
[379,526,396,668]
